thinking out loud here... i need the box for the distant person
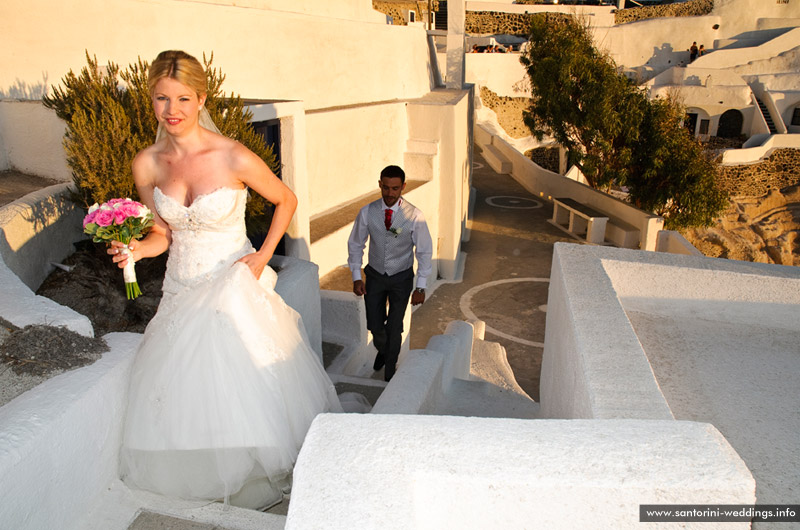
[689,41,698,62]
[347,165,433,381]
[699,44,706,56]
[471,44,479,53]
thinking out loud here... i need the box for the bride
[109,50,342,509]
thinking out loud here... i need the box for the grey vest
[367,198,417,276]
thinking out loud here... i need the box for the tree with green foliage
[43,52,278,235]
[627,94,727,228]
[519,14,726,229]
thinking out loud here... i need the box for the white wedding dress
[119,186,342,502]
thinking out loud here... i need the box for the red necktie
[384,208,393,230]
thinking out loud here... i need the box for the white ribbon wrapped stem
[121,248,137,284]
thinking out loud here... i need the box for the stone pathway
[0,169,61,206]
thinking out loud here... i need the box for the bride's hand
[237,251,271,279]
[108,240,137,268]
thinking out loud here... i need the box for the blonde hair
[148,50,207,97]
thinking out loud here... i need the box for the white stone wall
[288,414,754,530]
[645,67,756,138]
[656,230,703,256]
[741,72,800,133]
[0,333,139,530]
[540,243,674,420]
[720,133,800,165]
[712,0,800,37]
[465,52,528,98]
[599,15,721,75]
[183,0,387,23]
[0,183,85,290]
[306,102,408,216]
[691,27,800,71]
[598,0,800,79]
[0,101,71,181]
[0,0,434,110]
[406,89,471,280]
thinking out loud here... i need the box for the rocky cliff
[684,186,800,266]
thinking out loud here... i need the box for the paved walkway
[0,170,61,207]
[321,150,575,401]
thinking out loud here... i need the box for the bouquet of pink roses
[83,198,155,300]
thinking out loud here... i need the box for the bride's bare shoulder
[225,136,265,171]
[132,145,160,186]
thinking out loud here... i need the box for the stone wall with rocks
[683,185,800,266]
[479,86,533,139]
[683,148,800,266]
[614,0,713,25]
[372,0,437,25]
[466,11,572,37]
[526,147,560,173]
[466,11,537,36]
[465,1,712,34]
[716,148,800,198]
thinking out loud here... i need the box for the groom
[347,165,433,381]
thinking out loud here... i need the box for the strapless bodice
[153,186,254,294]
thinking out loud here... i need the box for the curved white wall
[0,0,433,110]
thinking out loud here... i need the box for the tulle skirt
[119,262,342,501]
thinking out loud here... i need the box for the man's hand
[411,288,425,306]
[353,280,366,297]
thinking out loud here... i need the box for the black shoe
[373,353,385,371]
[384,364,395,382]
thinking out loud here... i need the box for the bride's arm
[233,144,297,278]
[109,150,171,268]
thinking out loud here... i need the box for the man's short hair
[380,165,406,183]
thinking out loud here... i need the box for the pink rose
[131,202,147,217]
[94,209,114,227]
[113,208,128,225]
[83,210,97,227]
[120,202,140,218]
[106,198,124,207]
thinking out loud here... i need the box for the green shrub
[43,52,278,235]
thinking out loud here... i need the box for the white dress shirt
[347,197,433,288]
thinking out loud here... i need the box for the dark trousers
[364,264,414,380]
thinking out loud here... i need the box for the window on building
[791,107,800,126]
[699,119,710,135]
[251,119,281,172]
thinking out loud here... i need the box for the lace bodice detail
[153,186,273,294]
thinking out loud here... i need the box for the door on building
[684,112,698,135]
